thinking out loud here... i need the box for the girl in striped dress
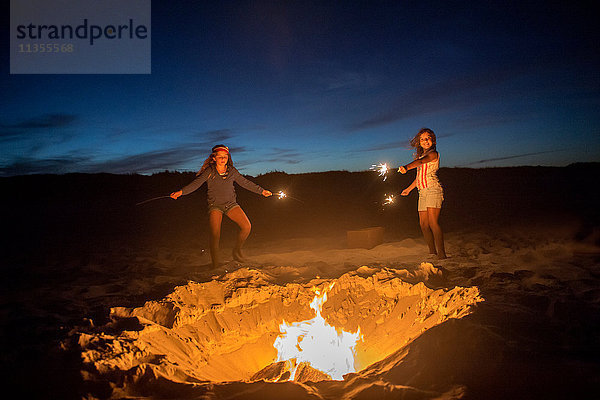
[398,128,447,259]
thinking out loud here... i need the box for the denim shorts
[418,186,444,211]
[208,202,240,214]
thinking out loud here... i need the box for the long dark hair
[196,144,234,176]
[410,128,437,159]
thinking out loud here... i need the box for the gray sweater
[180,166,264,206]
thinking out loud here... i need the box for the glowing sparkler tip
[371,162,390,181]
[383,194,395,205]
[277,191,287,199]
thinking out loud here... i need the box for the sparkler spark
[383,194,395,205]
[273,190,304,203]
[370,163,390,181]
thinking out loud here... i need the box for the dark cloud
[0,113,78,140]
[318,69,377,92]
[200,129,234,144]
[233,148,304,171]
[263,148,303,164]
[10,114,77,129]
[0,144,205,176]
[448,110,538,132]
[0,114,77,130]
[459,150,565,167]
[0,142,260,177]
[96,144,250,174]
[348,64,537,132]
[0,155,91,176]
[91,144,212,174]
[362,141,412,152]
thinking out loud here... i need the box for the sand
[1,165,599,399]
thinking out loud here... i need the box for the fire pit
[78,265,482,395]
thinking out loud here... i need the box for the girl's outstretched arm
[401,179,417,196]
[172,169,211,199]
[231,168,267,196]
[399,151,438,173]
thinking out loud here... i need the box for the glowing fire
[276,190,287,199]
[273,283,361,381]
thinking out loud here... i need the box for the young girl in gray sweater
[171,145,272,267]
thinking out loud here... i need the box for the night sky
[2,0,599,177]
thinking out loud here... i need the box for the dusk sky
[2,0,599,177]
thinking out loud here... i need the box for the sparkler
[383,194,395,205]
[370,163,396,181]
[273,190,304,203]
[135,195,172,206]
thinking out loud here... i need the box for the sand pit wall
[78,265,482,394]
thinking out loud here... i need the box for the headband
[212,146,229,154]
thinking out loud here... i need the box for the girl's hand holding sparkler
[401,179,416,196]
[398,165,407,174]
[262,190,272,197]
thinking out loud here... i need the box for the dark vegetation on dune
[2,163,598,259]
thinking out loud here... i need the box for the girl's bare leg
[226,206,252,261]
[208,210,223,268]
[419,210,437,255]
[427,207,446,259]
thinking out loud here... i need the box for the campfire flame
[273,283,361,381]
